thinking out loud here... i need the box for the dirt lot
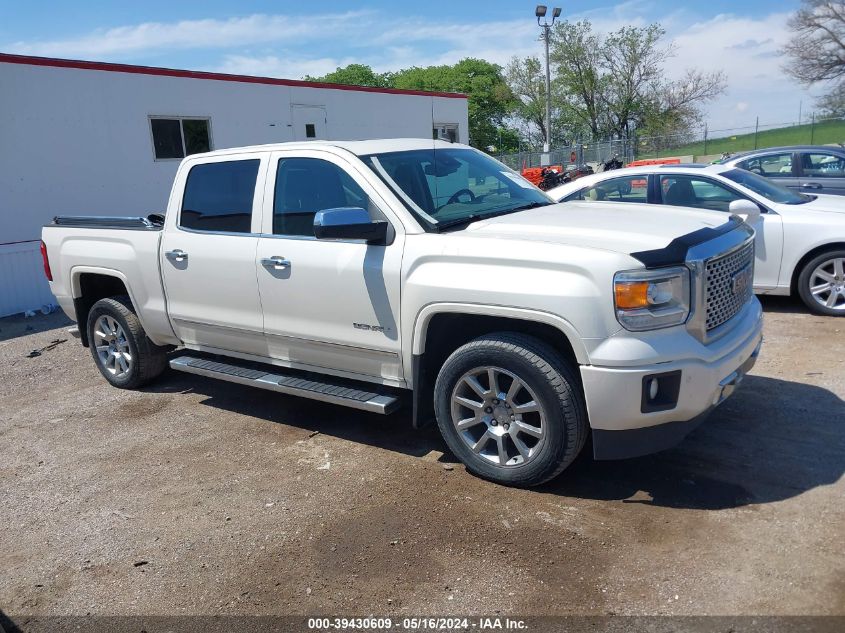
[0,297,843,619]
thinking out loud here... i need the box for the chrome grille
[704,240,755,331]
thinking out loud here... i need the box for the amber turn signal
[614,281,650,309]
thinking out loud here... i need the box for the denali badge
[353,322,386,333]
[731,265,752,296]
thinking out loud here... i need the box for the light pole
[536,5,561,159]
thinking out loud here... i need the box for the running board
[169,356,401,414]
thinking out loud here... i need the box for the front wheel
[86,296,168,389]
[797,250,845,316]
[433,333,588,487]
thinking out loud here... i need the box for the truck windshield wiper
[435,202,551,232]
[507,201,551,213]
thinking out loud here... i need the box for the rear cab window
[180,160,260,233]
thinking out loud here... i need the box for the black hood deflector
[630,216,744,268]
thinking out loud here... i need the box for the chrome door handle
[165,249,188,262]
[802,182,822,189]
[261,256,290,269]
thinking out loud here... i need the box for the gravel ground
[0,297,843,619]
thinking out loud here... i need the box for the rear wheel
[86,296,168,388]
[797,250,845,316]
[433,333,588,487]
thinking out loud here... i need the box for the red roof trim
[0,52,468,99]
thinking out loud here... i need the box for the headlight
[613,267,690,331]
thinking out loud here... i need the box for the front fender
[410,302,589,363]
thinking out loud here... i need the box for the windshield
[722,168,812,204]
[363,148,552,231]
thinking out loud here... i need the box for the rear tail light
[40,240,53,281]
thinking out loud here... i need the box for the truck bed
[41,216,175,347]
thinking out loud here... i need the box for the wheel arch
[790,242,845,295]
[409,303,587,429]
[70,267,140,347]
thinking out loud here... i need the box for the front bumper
[580,303,763,460]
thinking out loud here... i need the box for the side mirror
[313,207,388,243]
[729,199,762,224]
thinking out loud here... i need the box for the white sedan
[548,164,845,316]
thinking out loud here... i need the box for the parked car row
[549,161,845,316]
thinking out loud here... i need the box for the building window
[150,117,211,160]
[305,123,316,139]
[433,123,458,143]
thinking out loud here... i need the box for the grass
[635,118,845,161]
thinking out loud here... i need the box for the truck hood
[461,202,731,256]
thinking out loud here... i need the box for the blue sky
[1,0,814,131]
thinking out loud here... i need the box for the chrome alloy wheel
[93,315,133,378]
[809,257,845,311]
[450,366,547,467]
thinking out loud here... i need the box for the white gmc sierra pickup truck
[41,139,763,486]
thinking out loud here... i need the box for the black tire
[433,332,588,487]
[797,249,845,316]
[86,295,169,389]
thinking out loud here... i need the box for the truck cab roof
[186,138,462,160]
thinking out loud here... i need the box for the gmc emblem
[732,265,752,296]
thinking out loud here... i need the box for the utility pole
[536,5,561,163]
[703,123,708,156]
[754,116,759,150]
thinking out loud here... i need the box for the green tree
[545,20,724,141]
[308,59,514,150]
[783,1,845,114]
[505,55,591,148]
[305,64,391,88]
[390,58,516,150]
[504,56,549,146]
[549,20,605,137]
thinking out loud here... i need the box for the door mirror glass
[729,199,762,224]
[313,207,388,243]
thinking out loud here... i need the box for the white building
[0,53,469,317]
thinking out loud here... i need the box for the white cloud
[663,12,807,129]
[4,11,375,59]
[215,54,358,80]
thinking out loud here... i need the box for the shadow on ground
[0,312,72,343]
[758,294,808,314]
[145,368,447,459]
[147,367,844,512]
[544,373,845,509]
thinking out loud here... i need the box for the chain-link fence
[497,115,845,169]
[497,139,634,171]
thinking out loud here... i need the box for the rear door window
[577,175,649,203]
[801,152,845,178]
[180,160,260,233]
[659,175,743,212]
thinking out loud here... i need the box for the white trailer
[0,53,468,317]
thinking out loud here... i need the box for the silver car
[720,145,845,196]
